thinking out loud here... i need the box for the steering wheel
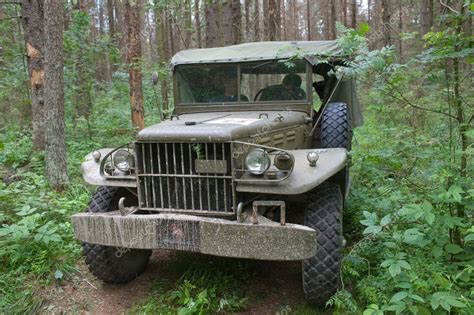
[254,88,265,101]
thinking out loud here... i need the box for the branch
[0,16,21,21]
[384,78,458,119]
[439,0,460,14]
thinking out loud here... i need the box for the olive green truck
[72,41,362,306]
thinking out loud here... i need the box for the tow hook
[252,200,286,226]
[118,197,137,216]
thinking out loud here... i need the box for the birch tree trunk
[21,0,45,150]
[44,0,69,189]
[125,0,145,130]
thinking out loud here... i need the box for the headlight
[244,149,270,175]
[113,149,134,172]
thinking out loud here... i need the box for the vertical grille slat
[136,142,235,215]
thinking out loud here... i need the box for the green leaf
[380,214,391,226]
[389,263,402,277]
[357,23,370,36]
[445,244,463,254]
[432,246,443,258]
[398,260,411,270]
[447,185,463,203]
[390,291,408,303]
[395,282,412,289]
[363,225,382,235]
[409,294,425,303]
[464,234,474,243]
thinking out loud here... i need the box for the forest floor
[38,251,323,314]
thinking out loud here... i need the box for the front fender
[81,149,137,188]
[236,148,347,195]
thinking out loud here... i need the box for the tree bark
[107,0,115,39]
[156,4,169,113]
[420,0,433,37]
[221,0,241,45]
[44,0,69,189]
[325,0,337,40]
[307,0,311,40]
[125,0,145,131]
[254,0,260,41]
[184,0,192,47]
[22,0,45,150]
[381,0,391,46]
[205,1,219,47]
[351,0,357,28]
[267,0,280,41]
[194,0,202,47]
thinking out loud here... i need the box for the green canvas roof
[171,41,344,67]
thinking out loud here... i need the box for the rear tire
[82,186,151,284]
[302,182,343,306]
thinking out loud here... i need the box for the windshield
[176,60,310,105]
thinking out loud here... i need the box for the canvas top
[170,41,344,67]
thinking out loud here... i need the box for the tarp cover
[171,41,344,67]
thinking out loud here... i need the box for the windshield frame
[173,60,314,114]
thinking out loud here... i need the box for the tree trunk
[231,0,242,44]
[107,0,115,38]
[205,1,219,47]
[381,0,391,46]
[268,0,280,41]
[343,0,348,26]
[125,0,145,131]
[254,0,260,41]
[244,0,251,42]
[221,0,241,45]
[44,0,69,189]
[281,0,286,40]
[156,4,169,113]
[184,0,192,47]
[307,0,311,40]
[420,0,433,37]
[325,0,337,39]
[194,0,202,47]
[351,0,357,28]
[367,0,371,25]
[398,0,403,59]
[21,0,45,150]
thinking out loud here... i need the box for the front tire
[82,186,151,284]
[302,182,343,306]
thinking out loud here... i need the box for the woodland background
[0,0,473,314]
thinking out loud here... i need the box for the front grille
[135,142,235,216]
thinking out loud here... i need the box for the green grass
[131,254,250,314]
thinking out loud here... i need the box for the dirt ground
[38,250,325,314]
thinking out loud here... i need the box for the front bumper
[72,212,317,260]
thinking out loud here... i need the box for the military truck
[72,41,362,306]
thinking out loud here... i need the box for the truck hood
[137,111,309,142]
